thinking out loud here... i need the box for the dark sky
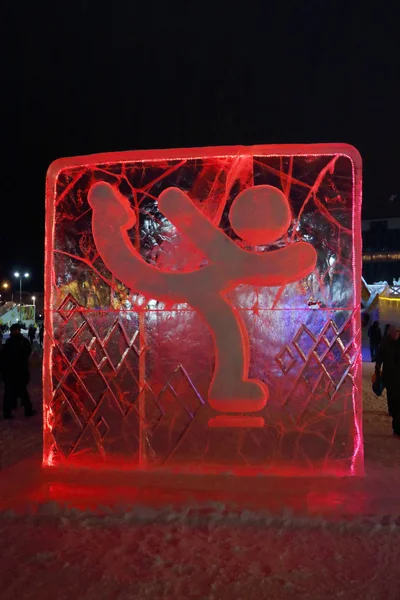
[1,1,399,291]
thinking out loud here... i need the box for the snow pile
[1,507,400,599]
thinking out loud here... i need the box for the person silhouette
[88,183,317,423]
[0,323,35,419]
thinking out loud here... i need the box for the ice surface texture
[44,144,362,476]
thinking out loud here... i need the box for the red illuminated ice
[44,144,363,476]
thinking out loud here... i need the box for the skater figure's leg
[194,294,268,414]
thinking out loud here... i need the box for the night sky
[1,2,399,291]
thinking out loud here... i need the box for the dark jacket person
[0,324,34,419]
[368,321,382,362]
[376,325,400,433]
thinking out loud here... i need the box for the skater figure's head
[229,185,291,246]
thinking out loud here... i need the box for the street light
[14,272,29,305]
[32,296,36,306]
[2,282,12,302]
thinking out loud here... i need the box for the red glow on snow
[44,144,363,477]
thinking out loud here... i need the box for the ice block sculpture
[44,144,363,476]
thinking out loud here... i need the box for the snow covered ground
[1,354,400,598]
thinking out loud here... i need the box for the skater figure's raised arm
[88,182,183,301]
[158,188,240,263]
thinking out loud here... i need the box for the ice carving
[88,183,316,426]
[44,144,363,476]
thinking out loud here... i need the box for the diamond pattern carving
[280,315,357,425]
[293,325,316,361]
[276,346,296,374]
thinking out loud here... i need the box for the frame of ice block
[44,144,362,476]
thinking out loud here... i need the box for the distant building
[0,302,35,328]
[362,218,400,283]
[19,291,44,318]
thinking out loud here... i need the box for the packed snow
[2,350,400,598]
